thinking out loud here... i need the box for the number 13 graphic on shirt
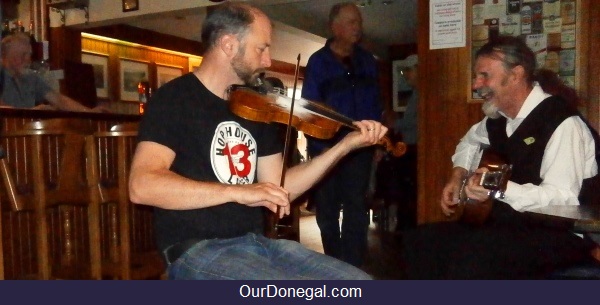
[211,122,258,185]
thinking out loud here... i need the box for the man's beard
[476,87,501,119]
[232,51,264,86]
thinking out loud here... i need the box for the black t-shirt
[138,73,282,251]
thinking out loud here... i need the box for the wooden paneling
[49,27,83,71]
[415,1,479,223]
[578,0,589,116]
[587,1,600,131]
[85,24,204,57]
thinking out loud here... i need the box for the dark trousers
[375,145,418,230]
[395,145,417,229]
[400,201,596,279]
[311,148,373,267]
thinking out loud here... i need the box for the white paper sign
[430,0,467,50]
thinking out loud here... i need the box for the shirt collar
[500,83,550,121]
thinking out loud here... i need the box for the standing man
[401,36,599,279]
[0,32,103,112]
[129,2,387,280]
[302,2,382,267]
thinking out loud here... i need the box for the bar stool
[86,122,164,279]
[0,118,101,279]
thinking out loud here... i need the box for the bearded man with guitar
[401,36,600,279]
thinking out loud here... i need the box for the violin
[227,86,407,157]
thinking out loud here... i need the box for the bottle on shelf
[137,80,151,114]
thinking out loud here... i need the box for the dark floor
[299,207,405,280]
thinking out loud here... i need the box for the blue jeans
[166,233,373,280]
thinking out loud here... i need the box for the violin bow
[271,54,301,238]
[279,53,301,187]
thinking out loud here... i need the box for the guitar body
[459,198,494,226]
[457,149,512,226]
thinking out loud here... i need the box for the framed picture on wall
[120,59,148,101]
[81,53,109,98]
[392,60,412,112]
[122,0,139,12]
[156,65,183,88]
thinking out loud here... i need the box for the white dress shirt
[452,84,598,211]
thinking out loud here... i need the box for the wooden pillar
[416,1,480,224]
[588,0,600,131]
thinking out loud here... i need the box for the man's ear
[511,65,526,83]
[219,34,239,58]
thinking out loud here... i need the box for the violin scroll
[378,136,407,157]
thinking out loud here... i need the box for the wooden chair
[0,118,101,279]
[86,122,164,279]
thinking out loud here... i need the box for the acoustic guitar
[456,148,512,225]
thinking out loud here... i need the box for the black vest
[486,96,600,206]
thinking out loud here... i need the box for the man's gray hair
[475,36,536,85]
[1,32,30,58]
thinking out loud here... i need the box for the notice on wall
[430,0,466,50]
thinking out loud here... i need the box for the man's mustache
[476,87,492,99]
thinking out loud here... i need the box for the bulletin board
[470,0,579,100]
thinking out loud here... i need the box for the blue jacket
[301,39,382,154]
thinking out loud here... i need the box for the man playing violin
[400,36,600,279]
[128,2,387,280]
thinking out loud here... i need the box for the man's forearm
[284,141,351,201]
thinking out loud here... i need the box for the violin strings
[271,91,356,129]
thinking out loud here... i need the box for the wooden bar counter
[0,108,149,280]
[0,107,141,133]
